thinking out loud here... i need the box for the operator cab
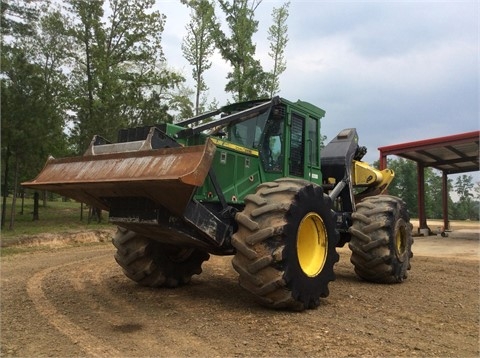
[226,103,285,173]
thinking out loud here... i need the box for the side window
[227,112,268,148]
[260,116,284,172]
[308,117,319,167]
[290,114,305,177]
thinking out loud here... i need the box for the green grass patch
[1,246,34,256]
[1,197,113,240]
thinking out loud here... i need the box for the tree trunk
[195,71,201,116]
[33,192,39,221]
[8,160,19,230]
[20,190,24,215]
[1,147,11,229]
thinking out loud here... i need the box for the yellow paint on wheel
[297,212,328,277]
[395,220,407,261]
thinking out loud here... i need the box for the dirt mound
[1,229,115,248]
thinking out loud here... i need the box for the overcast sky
[156,0,478,167]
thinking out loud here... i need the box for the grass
[1,197,113,240]
[3,198,479,238]
[1,196,477,253]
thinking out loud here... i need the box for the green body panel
[163,98,327,206]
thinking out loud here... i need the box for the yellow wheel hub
[296,212,328,277]
[395,221,407,261]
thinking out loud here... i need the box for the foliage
[1,1,68,229]
[378,158,478,220]
[454,174,474,200]
[474,181,480,200]
[181,0,216,115]
[266,1,289,97]
[212,0,268,102]
[452,175,478,220]
[1,0,291,231]
[64,0,186,152]
[383,158,419,216]
[1,0,37,37]
[424,169,446,219]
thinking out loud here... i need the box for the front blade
[22,139,216,216]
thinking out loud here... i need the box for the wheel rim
[395,220,407,261]
[296,212,328,277]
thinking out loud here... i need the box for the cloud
[275,1,479,165]
[159,0,479,169]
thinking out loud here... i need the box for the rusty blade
[22,139,217,216]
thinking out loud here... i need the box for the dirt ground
[1,228,479,357]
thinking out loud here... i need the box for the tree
[454,175,474,201]
[1,50,57,229]
[1,0,39,228]
[453,174,477,220]
[181,0,216,115]
[1,1,68,228]
[1,0,37,38]
[474,181,480,201]
[65,0,104,152]
[424,168,449,219]
[382,158,418,217]
[168,82,195,121]
[64,0,185,153]
[27,7,70,155]
[266,1,289,97]
[213,0,268,102]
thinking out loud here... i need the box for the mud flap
[22,139,217,216]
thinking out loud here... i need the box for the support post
[417,162,428,231]
[379,152,387,170]
[442,171,449,231]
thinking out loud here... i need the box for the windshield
[227,111,269,149]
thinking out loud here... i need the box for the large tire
[348,195,413,283]
[112,227,210,287]
[232,178,339,311]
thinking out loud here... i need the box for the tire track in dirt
[86,259,224,356]
[27,248,222,357]
[26,254,122,358]
[7,240,478,357]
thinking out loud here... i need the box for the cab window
[227,112,268,148]
[260,116,284,172]
[308,117,319,167]
[290,113,305,177]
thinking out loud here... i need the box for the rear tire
[112,227,210,287]
[232,178,339,311]
[349,195,413,283]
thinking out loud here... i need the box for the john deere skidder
[23,97,413,311]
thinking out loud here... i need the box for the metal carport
[378,130,479,233]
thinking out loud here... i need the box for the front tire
[112,227,210,287]
[349,195,413,283]
[232,178,339,311]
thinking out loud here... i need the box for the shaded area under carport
[378,130,479,234]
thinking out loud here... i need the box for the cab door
[288,112,322,184]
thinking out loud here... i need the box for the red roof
[378,131,479,174]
